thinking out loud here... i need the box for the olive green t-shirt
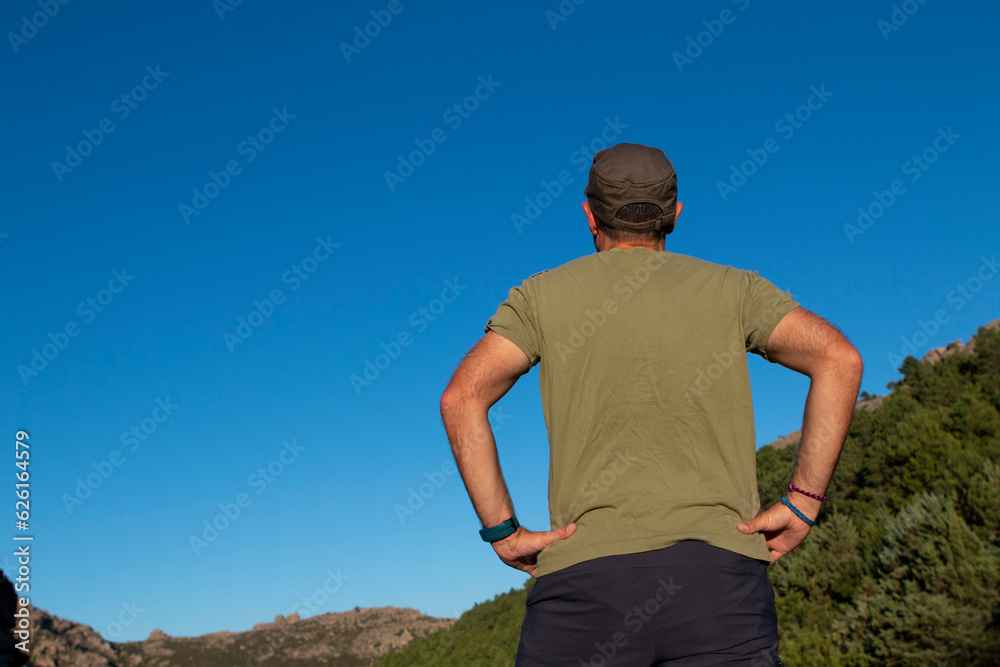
[484,247,800,576]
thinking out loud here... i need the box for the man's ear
[664,200,682,235]
[582,201,600,236]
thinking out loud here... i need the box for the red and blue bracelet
[788,483,828,502]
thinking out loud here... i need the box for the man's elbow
[846,345,864,374]
[440,381,481,419]
[440,384,463,420]
[834,343,864,385]
[798,339,863,384]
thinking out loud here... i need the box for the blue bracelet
[479,516,520,543]
[781,496,816,527]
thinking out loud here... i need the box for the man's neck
[597,240,665,252]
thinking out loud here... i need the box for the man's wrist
[781,496,817,527]
[785,490,822,521]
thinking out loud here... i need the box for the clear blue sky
[2,0,998,643]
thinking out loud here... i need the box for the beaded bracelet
[781,496,816,527]
[788,483,828,502]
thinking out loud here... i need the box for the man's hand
[737,502,813,562]
[491,523,577,577]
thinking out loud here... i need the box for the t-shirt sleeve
[484,281,541,366]
[742,271,800,362]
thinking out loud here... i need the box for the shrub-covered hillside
[757,324,1000,665]
[376,582,531,667]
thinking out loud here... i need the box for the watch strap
[479,516,520,543]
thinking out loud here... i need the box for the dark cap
[585,143,678,232]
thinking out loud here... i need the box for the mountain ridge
[18,601,453,667]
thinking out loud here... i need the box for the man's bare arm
[738,307,864,561]
[440,332,529,529]
[768,307,864,511]
[440,331,575,576]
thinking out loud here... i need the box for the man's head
[583,143,683,251]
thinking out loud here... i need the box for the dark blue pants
[516,541,781,666]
